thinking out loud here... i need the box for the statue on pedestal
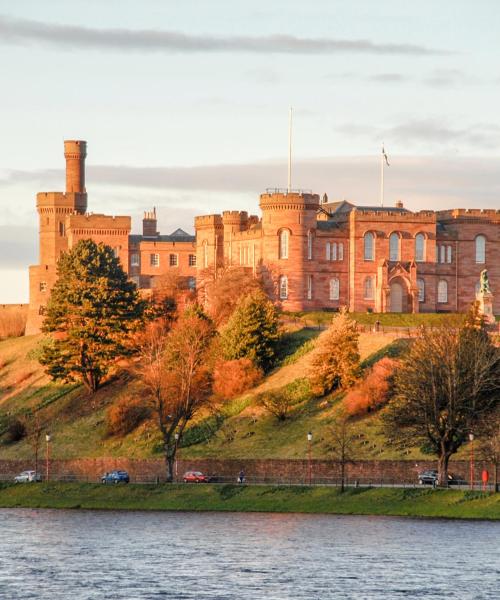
[476,269,494,324]
[479,269,491,294]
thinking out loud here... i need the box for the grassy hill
[0,316,477,463]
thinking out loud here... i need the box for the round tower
[259,191,319,309]
[64,140,87,193]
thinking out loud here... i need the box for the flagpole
[287,107,292,193]
[380,143,384,207]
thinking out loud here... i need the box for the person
[238,470,245,484]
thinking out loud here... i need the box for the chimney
[143,208,158,237]
[395,200,404,208]
[64,140,87,193]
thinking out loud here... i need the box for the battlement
[194,214,224,228]
[437,208,500,223]
[68,213,131,233]
[222,210,248,223]
[352,209,436,223]
[259,191,320,210]
[36,191,87,214]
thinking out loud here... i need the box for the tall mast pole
[380,143,384,207]
[287,107,293,193]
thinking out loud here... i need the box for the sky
[0,0,499,302]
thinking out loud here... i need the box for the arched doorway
[390,281,403,312]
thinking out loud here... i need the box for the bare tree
[383,317,500,486]
[327,411,357,492]
[24,411,44,474]
[138,311,215,482]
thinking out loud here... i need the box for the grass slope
[0,482,498,520]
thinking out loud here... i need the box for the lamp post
[174,433,180,481]
[45,433,51,482]
[307,432,313,485]
[469,432,474,490]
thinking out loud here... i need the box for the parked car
[183,471,210,483]
[418,470,466,486]
[101,470,130,484]
[14,470,42,483]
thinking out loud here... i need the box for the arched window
[437,280,448,303]
[331,242,337,261]
[389,232,400,261]
[307,275,313,299]
[475,235,486,264]
[364,276,374,300]
[329,278,340,300]
[279,230,289,259]
[417,278,425,302]
[326,242,331,261]
[279,275,288,300]
[364,232,374,261]
[415,234,425,262]
[440,245,446,264]
[202,240,208,268]
[446,246,452,263]
[307,230,313,260]
[338,243,344,261]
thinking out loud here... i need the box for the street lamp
[307,432,313,485]
[469,432,474,490]
[45,433,51,482]
[174,433,180,480]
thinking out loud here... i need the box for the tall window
[446,246,452,264]
[438,280,448,303]
[203,241,208,268]
[59,222,65,237]
[417,278,425,302]
[364,232,374,261]
[189,254,197,267]
[329,278,340,300]
[475,235,486,264]
[389,232,400,261]
[279,230,289,259]
[326,242,331,261]
[338,243,344,261]
[331,242,337,261]
[307,231,313,260]
[169,254,178,267]
[150,253,160,267]
[130,253,140,267]
[440,245,446,264]
[364,276,374,300]
[307,275,312,300]
[279,275,288,300]
[415,234,425,262]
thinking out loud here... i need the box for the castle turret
[64,140,87,193]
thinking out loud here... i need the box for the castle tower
[25,140,88,335]
[222,211,248,265]
[260,191,320,309]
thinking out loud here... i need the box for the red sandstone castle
[26,141,499,334]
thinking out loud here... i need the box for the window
[307,275,312,300]
[307,231,313,260]
[187,276,196,290]
[131,275,140,287]
[364,276,374,300]
[59,222,65,237]
[279,230,289,259]
[415,234,425,262]
[446,246,452,264]
[338,243,344,261]
[364,232,374,261]
[189,254,197,267]
[169,254,178,267]
[329,278,340,300]
[203,241,208,268]
[279,275,288,300]
[389,232,400,261]
[417,278,425,302]
[113,247,120,258]
[39,281,47,293]
[150,253,160,267]
[130,253,140,267]
[438,280,448,303]
[326,242,331,261]
[475,235,486,264]
[38,305,46,316]
[440,245,446,264]
[331,242,337,261]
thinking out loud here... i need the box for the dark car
[183,471,210,483]
[418,470,466,486]
[101,470,130,484]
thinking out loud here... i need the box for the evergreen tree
[220,289,280,372]
[40,240,145,392]
[309,309,360,396]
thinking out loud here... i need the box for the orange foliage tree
[212,358,263,401]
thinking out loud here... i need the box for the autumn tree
[477,408,500,492]
[343,357,398,416]
[138,309,215,482]
[383,317,500,485]
[40,240,145,392]
[309,309,360,396]
[258,389,295,421]
[327,411,357,492]
[213,358,263,400]
[220,289,280,372]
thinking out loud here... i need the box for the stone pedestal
[476,291,495,324]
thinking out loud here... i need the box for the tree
[40,240,145,392]
[327,411,357,492]
[24,411,44,474]
[383,318,500,485]
[343,357,398,416]
[477,408,500,492]
[138,310,215,482]
[258,388,295,421]
[309,309,360,396]
[220,289,280,372]
[213,358,263,400]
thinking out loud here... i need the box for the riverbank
[0,483,498,519]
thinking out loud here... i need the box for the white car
[14,470,42,483]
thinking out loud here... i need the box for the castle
[26,141,499,334]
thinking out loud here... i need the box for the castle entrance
[389,281,404,312]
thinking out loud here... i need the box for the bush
[213,358,263,400]
[343,357,398,416]
[106,396,151,437]
[257,378,312,421]
[0,307,27,339]
[3,417,26,443]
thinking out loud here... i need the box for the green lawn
[0,482,497,519]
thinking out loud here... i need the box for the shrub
[343,357,399,416]
[0,307,27,339]
[4,417,26,443]
[213,358,263,400]
[257,378,312,421]
[106,396,151,437]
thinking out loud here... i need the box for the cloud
[423,68,474,88]
[369,73,407,83]
[0,14,447,56]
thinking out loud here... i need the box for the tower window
[150,253,160,267]
[279,275,288,300]
[203,241,208,268]
[475,235,486,264]
[306,275,313,300]
[279,230,289,259]
[39,282,47,293]
[307,231,313,260]
[189,254,197,267]
[59,222,65,237]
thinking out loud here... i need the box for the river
[0,509,498,599]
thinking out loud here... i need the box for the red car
[183,471,210,483]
